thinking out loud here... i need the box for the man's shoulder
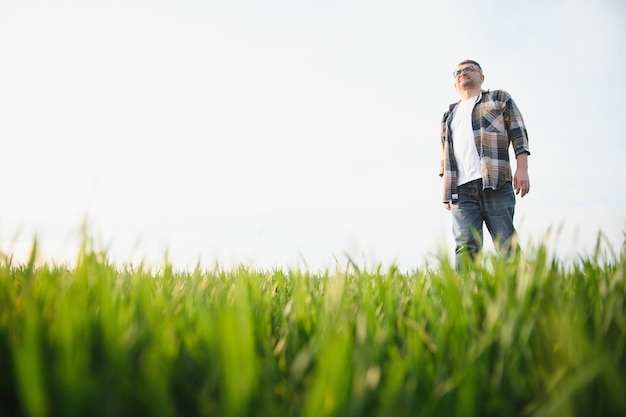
[442,101,460,119]
[482,89,513,102]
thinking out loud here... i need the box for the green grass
[0,235,624,417]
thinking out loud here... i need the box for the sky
[0,0,625,271]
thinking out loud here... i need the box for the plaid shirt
[439,89,530,203]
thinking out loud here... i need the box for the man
[439,59,530,269]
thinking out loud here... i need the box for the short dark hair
[457,59,482,73]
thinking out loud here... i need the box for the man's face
[453,63,484,90]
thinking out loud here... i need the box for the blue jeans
[451,179,517,268]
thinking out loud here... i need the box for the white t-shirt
[451,95,482,186]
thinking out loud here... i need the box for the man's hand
[514,152,530,197]
[444,202,451,211]
[514,169,530,197]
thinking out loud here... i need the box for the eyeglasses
[452,66,481,77]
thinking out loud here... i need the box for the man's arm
[514,152,530,197]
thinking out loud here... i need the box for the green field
[1,236,624,417]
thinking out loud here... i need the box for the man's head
[453,59,484,93]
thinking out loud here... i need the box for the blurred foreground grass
[0,236,624,417]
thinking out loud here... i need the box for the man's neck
[459,87,482,100]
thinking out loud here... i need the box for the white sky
[1,0,625,271]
